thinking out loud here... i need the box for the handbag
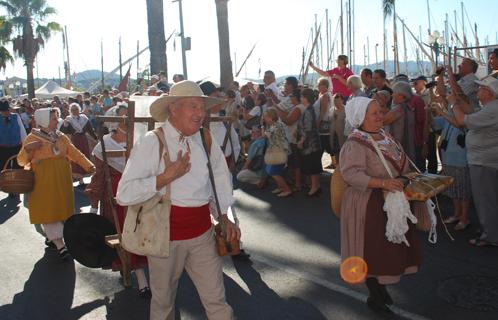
[264,147,287,165]
[318,119,331,134]
[121,127,172,258]
[330,166,346,218]
[199,127,241,256]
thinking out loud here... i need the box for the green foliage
[382,0,395,19]
[0,0,60,64]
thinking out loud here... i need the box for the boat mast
[119,37,123,81]
[64,26,72,88]
[402,23,408,75]
[101,40,104,91]
[340,0,344,54]
[326,9,330,70]
[393,3,400,75]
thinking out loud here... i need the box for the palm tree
[146,0,167,78]
[214,0,233,89]
[0,16,14,71]
[382,0,399,75]
[0,0,60,98]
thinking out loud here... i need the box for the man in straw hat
[116,80,240,319]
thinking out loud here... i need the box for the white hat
[34,108,52,128]
[345,97,373,129]
[475,77,498,97]
[149,80,223,122]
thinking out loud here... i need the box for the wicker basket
[330,167,346,218]
[0,155,34,194]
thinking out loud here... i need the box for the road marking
[252,255,431,320]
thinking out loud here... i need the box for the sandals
[271,188,282,194]
[454,221,470,231]
[277,191,292,197]
[443,216,459,224]
[469,238,498,247]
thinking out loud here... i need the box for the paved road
[1,172,497,320]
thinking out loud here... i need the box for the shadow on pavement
[229,258,328,319]
[0,196,21,224]
[0,249,107,320]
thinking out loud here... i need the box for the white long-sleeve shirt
[209,114,241,160]
[116,120,234,214]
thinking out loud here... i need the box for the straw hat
[149,80,224,122]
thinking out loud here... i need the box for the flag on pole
[117,64,132,92]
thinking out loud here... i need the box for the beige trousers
[148,227,233,320]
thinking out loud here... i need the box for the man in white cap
[453,77,498,247]
[116,80,240,319]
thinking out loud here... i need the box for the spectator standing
[432,92,473,231]
[309,55,354,100]
[360,68,376,97]
[391,81,427,171]
[297,88,322,197]
[453,78,498,246]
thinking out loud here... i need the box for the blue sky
[1,0,497,82]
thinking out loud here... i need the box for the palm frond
[0,45,14,70]
[9,16,27,30]
[12,34,23,57]
[0,1,18,16]
[30,0,46,14]
[35,24,50,39]
[0,16,12,42]
[46,21,60,31]
[382,0,395,19]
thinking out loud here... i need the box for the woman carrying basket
[17,108,95,260]
[339,97,422,315]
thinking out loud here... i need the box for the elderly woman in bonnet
[17,108,95,260]
[61,102,97,184]
[339,97,422,314]
[389,80,427,171]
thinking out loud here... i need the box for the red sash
[170,204,211,240]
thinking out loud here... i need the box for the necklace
[117,127,127,135]
[362,129,381,134]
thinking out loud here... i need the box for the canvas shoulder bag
[121,127,172,258]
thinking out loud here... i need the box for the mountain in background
[9,60,433,92]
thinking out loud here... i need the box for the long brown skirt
[363,189,422,279]
[70,133,90,176]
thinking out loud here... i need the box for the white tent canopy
[22,80,82,99]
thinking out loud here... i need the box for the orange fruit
[340,256,368,284]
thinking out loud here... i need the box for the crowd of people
[1,47,497,318]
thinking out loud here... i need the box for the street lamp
[427,30,445,71]
[375,43,379,69]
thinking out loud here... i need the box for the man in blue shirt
[0,100,27,199]
[236,127,267,187]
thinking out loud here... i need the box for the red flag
[117,65,131,92]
